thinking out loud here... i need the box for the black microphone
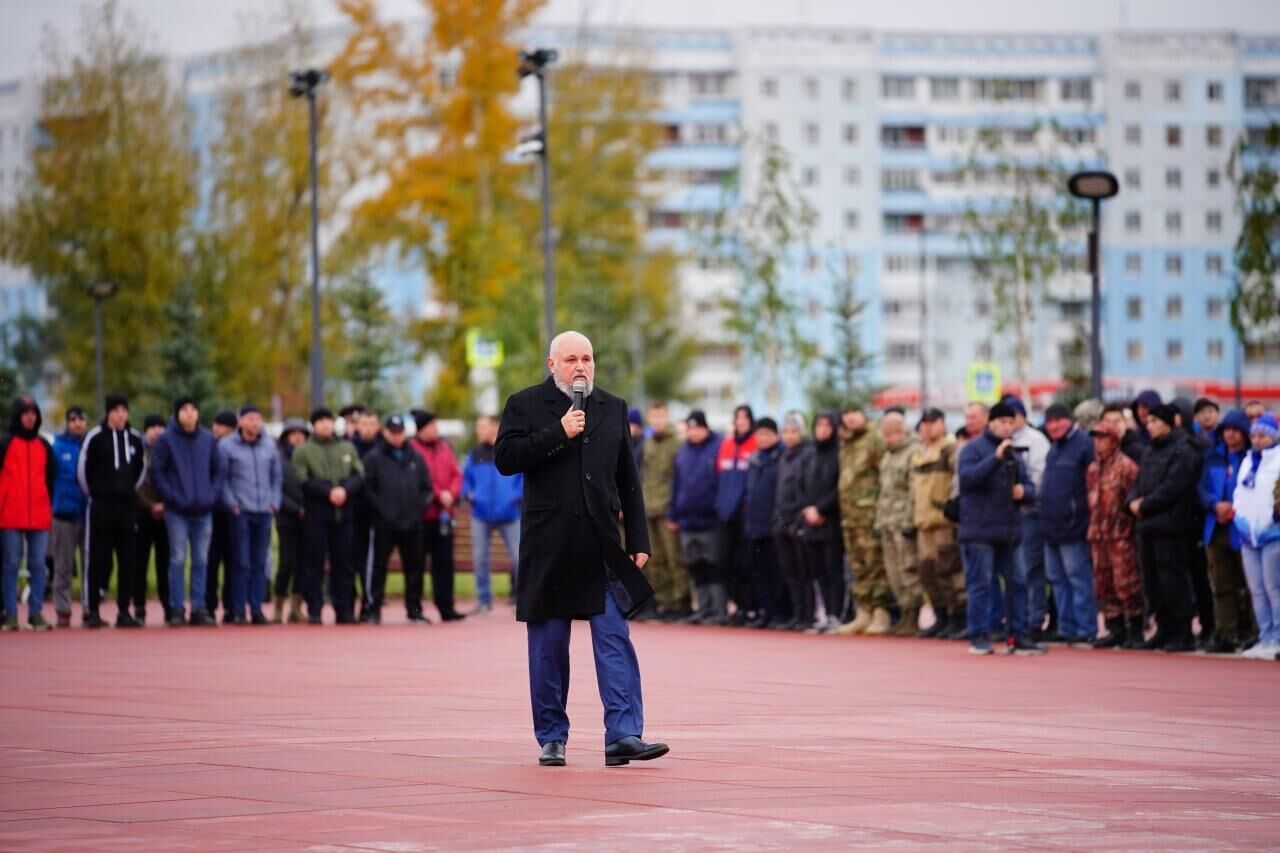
[571,378,586,412]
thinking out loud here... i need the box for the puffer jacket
[1198,409,1252,548]
[743,443,781,539]
[1232,446,1280,549]
[1127,429,1203,537]
[714,431,757,521]
[669,433,722,531]
[0,397,55,530]
[799,431,841,543]
[1039,424,1094,545]
[773,440,812,536]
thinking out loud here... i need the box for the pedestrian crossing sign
[966,362,1002,405]
[466,329,504,369]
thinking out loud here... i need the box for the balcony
[882,125,926,150]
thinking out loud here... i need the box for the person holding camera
[956,402,1044,656]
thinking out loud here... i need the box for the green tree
[141,282,219,414]
[332,271,404,415]
[707,136,817,412]
[958,122,1089,408]
[808,252,875,412]
[0,0,195,404]
[0,314,60,399]
[1227,121,1280,340]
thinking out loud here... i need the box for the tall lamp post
[518,48,558,360]
[917,222,929,411]
[290,68,329,410]
[88,280,117,408]
[1068,170,1119,401]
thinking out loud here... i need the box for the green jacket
[292,436,364,524]
[875,438,918,533]
[640,427,679,518]
[838,424,884,523]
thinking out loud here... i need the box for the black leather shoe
[539,741,566,766]
[604,736,669,767]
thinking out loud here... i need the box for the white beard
[554,377,594,399]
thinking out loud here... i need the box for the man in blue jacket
[957,401,1043,656]
[1197,408,1256,652]
[50,406,88,628]
[742,417,789,628]
[151,397,225,627]
[463,415,523,613]
[1040,403,1098,644]
[669,410,724,624]
[219,405,283,625]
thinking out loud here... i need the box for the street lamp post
[918,224,928,411]
[518,48,558,361]
[290,68,329,410]
[88,280,117,408]
[1068,170,1119,401]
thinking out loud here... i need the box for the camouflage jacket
[911,436,957,531]
[640,426,679,518]
[1086,448,1139,541]
[875,438,918,533]
[839,424,884,522]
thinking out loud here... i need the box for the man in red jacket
[1,397,56,631]
[410,411,465,621]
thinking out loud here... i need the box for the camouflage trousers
[880,529,924,610]
[645,516,690,611]
[1090,536,1143,620]
[917,525,966,612]
[842,516,893,610]
[1204,526,1257,641]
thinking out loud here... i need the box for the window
[1166,80,1182,103]
[1127,340,1144,361]
[1124,80,1141,101]
[648,211,682,229]
[1207,168,1221,189]
[690,73,727,96]
[761,77,778,97]
[1166,168,1181,189]
[1061,78,1092,101]
[804,123,820,145]
[1126,253,1142,274]
[1167,125,1182,147]
[885,255,920,274]
[1207,297,1225,318]
[1207,210,1223,233]
[804,78,819,99]
[932,169,962,187]
[975,300,991,318]
[1166,253,1182,275]
[763,122,779,143]
[845,256,861,278]
[1124,168,1141,190]
[1207,81,1223,102]
[842,123,859,144]
[1125,124,1141,145]
[1059,127,1094,146]
[1166,296,1182,319]
[1246,77,1280,108]
[887,341,919,363]
[1125,211,1141,233]
[882,76,915,99]
[884,213,925,233]
[1127,297,1143,319]
[1208,339,1224,361]
[882,300,917,318]
[881,126,926,149]
[1011,128,1036,146]
[1207,253,1223,275]
[844,210,859,230]
[930,77,960,100]
[843,166,860,186]
[801,166,819,187]
[1167,340,1183,362]
[976,341,994,360]
[972,78,1042,101]
[841,78,858,101]
[1207,125,1223,147]
[693,124,729,143]
[882,169,921,192]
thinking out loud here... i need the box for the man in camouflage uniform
[640,401,690,619]
[874,412,924,635]
[911,408,967,639]
[835,406,893,635]
[1086,409,1145,649]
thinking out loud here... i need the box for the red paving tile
[3,601,1280,850]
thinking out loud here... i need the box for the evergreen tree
[334,272,403,416]
[1227,121,1280,340]
[808,253,875,412]
[142,283,218,414]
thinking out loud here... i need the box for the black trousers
[135,513,170,619]
[1189,541,1216,638]
[774,530,813,626]
[718,517,755,612]
[372,524,425,615]
[274,521,303,597]
[747,535,790,622]
[204,510,232,614]
[422,520,457,617]
[353,513,373,612]
[805,538,845,623]
[84,500,137,616]
[1138,533,1196,638]
[302,518,354,619]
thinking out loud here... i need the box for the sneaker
[28,613,52,631]
[250,611,268,626]
[1011,637,1048,656]
[166,613,186,627]
[115,612,141,629]
[406,612,433,625]
[189,609,215,627]
[83,612,104,629]
[1,614,19,631]
[968,638,994,655]
[470,603,493,616]
[1243,642,1280,661]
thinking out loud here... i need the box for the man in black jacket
[773,413,814,630]
[1128,404,1202,652]
[800,413,843,631]
[362,414,433,624]
[495,330,667,769]
[273,419,309,622]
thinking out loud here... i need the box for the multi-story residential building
[0,77,45,329]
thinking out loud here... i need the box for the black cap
[1148,404,1179,429]
[213,410,238,428]
[756,416,778,433]
[686,409,708,429]
[104,393,128,414]
[1193,397,1219,415]
[989,402,1016,421]
[886,405,906,416]
[143,414,166,430]
[173,396,197,418]
[385,414,406,432]
[310,407,335,424]
[921,407,945,423]
[412,409,436,431]
[66,406,87,421]
[339,404,365,420]
[238,404,261,418]
[1044,402,1074,422]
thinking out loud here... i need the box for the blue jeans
[1022,512,1047,630]
[1045,540,1097,639]
[165,511,213,614]
[2,529,48,619]
[526,586,644,747]
[471,518,519,607]
[962,542,1028,640]
[1241,541,1280,647]
[230,512,273,618]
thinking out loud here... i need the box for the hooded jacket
[77,416,146,505]
[0,397,55,530]
[668,431,722,531]
[743,442,782,539]
[1198,409,1252,548]
[364,435,434,531]
[1127,428,1203,537]
[1039,424,1094,545]
[51,429,87,521]
[219,429,283,514]
[957,428,1035,545]
[714,430,758,522]
[1232,445,1280,549]
[463,442,523,523]
[799,420,841,544]
[150,418,225,516]
[773,439,812,537]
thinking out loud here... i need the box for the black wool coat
[495,376,653,622]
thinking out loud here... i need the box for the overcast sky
[2,0,1276,80]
